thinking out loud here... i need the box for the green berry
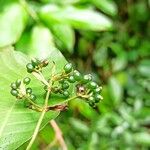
[10,89,18,96]
[88,96,94,102]
[26,63,34,73]
[89,101,95,107]
[73,70,82,81]
[23,77,31,85]
[30,94,36,101]
[26,88,32,94]
[93,87,102,94]
[31,58,40,67]
[88,81,97,90]
[16,79,21,87]
[64,63,73,73]
[11,83,17,90]
[83,74,92,83]
[62,82,69,89]
[68,75,76,83]
[63,91,69,98]
[94,94,103,103]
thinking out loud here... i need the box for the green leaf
[50,24,75,53]
[138,59,150,77]
[0,3,28,48]
[108,76,123,105]
[92,0,118,16]
[0,46,68,149]
[134,132,150,146]
[28,25,55,59]
[39,5,113,31]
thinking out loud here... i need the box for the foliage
[0,0,150,149]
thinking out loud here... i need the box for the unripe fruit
[11,89,18,96]
[62,82,69,89]
[23,77,31,85]
[16,79,21,87]
[11,83,17,90]
[64,63,73,73]
[88,96,94,102]
[63,91,69,98]
[83,74,92,83]
[88,81,97,90]
[26,63,34,73]
[30,94,36,101]
[93,87,102,94]
[26,88,32,94]
[31,58,40,67]
[68,75,75,83]
[89,101,95,107]
[73,70,82,81]
[94,94,102,103]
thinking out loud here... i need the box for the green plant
[0,47,102,149]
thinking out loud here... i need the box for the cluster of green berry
[10,77,36,101]
[10,59,102,110]
[26,58,49,73]
[50,63,103,108]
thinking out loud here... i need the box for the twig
[46,120,68,150]
[26,89,51,150]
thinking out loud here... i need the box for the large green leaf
[0,46,68,149]
[0,3,28,48]
[39,4,113,31]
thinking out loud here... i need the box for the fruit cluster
[49,63,103,108]
[26,58,49,73]
[10,60,103,110]
[10,77,36,101]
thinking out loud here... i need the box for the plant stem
[45,120,67,150]
[26,97,42,110]
[26,90,51,150]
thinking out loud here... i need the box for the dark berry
[83,74,92,83]
[88,96,94,102]
[64,63,73,73]
[68,75,75,83]
[16,79,21,87]
[10,89,18,96]
[88,81,97,90]
[30,94,36,101]
[26,63,34,73]
[26,88,32,94]
[89,101,95,107]
[11,83,17,90]
[23,77,31,85]
[62,82,69,89]
[73,70,82,81]
[31,58,40,67]
[93,87,102,94]
[63,91,69,98]
[94,94,103,103]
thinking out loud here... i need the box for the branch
[26,90,51,150]
[46,120,67,150]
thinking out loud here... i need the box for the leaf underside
[0,46,68,149]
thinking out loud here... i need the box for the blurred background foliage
[0,0,150,149]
